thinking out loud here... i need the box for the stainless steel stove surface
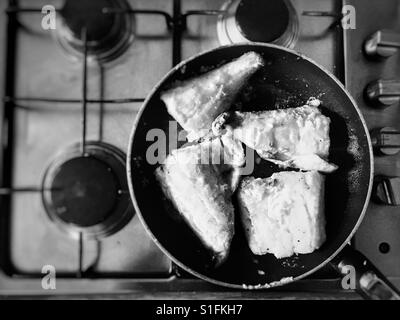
[0,0,398,298]
[2,0,173,278]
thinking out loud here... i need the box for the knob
[364,30,400,58]
[365,80,400,108]
[370,127,400,155]
[373,176,400,206]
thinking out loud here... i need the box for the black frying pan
[127,44,400,299]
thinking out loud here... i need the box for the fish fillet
[155,134,245,265]
[237,171,326,259]
[212,100,338,173]
[161,51,264,141]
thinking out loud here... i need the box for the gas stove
[0,0,398,298]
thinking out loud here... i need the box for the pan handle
[331,245,400,300]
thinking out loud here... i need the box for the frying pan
[127,43,400,299]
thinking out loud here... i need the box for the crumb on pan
[242,277,294,290]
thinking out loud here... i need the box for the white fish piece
[212,103,338,173]
[238,171,326,259]
[155,133,245,265]
[161,51,264,141]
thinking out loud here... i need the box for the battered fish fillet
[237,171,326,259]
[161,51,264,141]
[212,101,338,173]
[155,134,245,265]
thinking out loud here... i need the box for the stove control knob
[371,127,400,155]
[364,30,400,58]
[365,80,400,108]
[373,176,400,206]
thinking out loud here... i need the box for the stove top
[0,0,399,297]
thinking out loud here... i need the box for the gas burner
[55,0,135,64]
[42,142,133,239]
[217,0,299,48]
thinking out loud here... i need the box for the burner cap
[61,0,116,42]
[42,142,133,239]
[236,0,290,42]
[50,156,118,227]
[55,0,135,64]
[217,0,299,48]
